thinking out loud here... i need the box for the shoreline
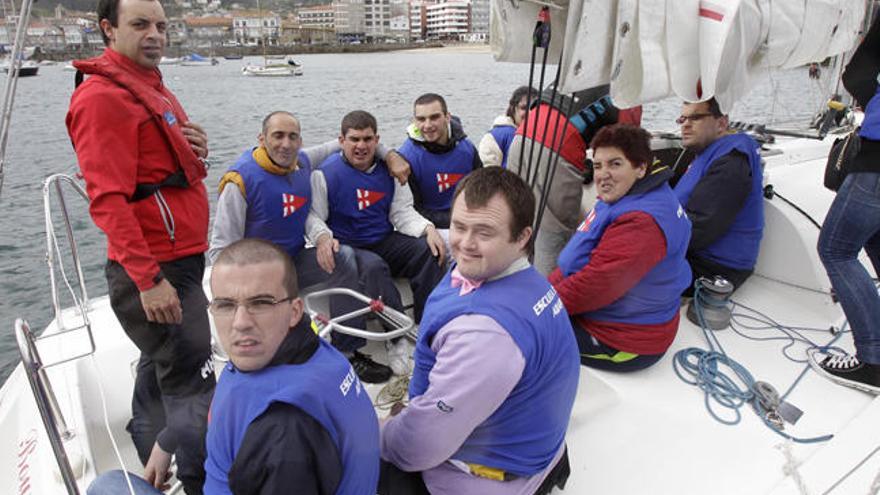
[37,42,492,61]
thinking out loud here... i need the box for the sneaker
[349,351,393,384]
[809,351,880,394]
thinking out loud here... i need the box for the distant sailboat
[241,0,302,77]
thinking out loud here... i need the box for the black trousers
[684,253,753,297]
[106,255,215,495]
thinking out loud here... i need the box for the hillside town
[0,0,490,58]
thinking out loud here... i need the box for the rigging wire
[0,0,37,199]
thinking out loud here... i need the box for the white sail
[491,0,866,110]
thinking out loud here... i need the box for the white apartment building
[333,0,364,37]
[469,0,489,39]
[424,1,470,40]
[363,0,391,38]
[298,4,335,29]
[232,11,281,46]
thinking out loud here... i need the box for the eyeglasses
[208,296,293,317]
[676,113,715,125]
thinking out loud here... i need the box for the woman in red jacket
[549,125,692,371]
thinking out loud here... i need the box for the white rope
[777,440,811,495]
[88,354,137,495]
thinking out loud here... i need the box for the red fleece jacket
[549,211,680,355]
[66,49,208,290]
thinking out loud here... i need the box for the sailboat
[0,1,877,494]
[487,0,879,493]
[241,0,302,77]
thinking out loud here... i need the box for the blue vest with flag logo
[557,183,692,325]
[204,339,379,495]
[228,149,312,258]
[397,137,475,212]
[409,267,579,478]
[673,133,764,270]
[320,152,395,247]
[489,125,517,168]
[861,85,880,141]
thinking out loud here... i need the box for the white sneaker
[386,338,414,376]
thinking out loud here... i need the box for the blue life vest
[409,267,579,478]
[557,183,692,324]
[204,339,379,495]
[861,85,880,141]
[673,133,764,270]
[320,152,394,247]
[228,149,312,258]
[489,125,516,168]
[397,137,475,212]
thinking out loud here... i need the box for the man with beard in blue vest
[398,93,482,241]
[210,110,411,384]
[205,238,379,494]
[673,97,764,294]
[309,110,447,345]
[379,167,579,495]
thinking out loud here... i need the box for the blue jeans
[818,172,880,364]
[87,471,163,495]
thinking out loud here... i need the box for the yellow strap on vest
[468,463,506,481]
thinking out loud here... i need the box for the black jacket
[843,12,880,173]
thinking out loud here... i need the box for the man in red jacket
[65,0,215,492]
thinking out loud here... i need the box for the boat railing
[42,173,96,365]
[15,318,81,495]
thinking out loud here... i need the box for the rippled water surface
[0,48,837,382]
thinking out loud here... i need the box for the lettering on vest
[200,358,215,380]
[357,189,386,210]
[282,193,306,218]
[533,286,558,316]
[339,365,362,397]
[552,297,564,316]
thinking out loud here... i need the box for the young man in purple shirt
[379,167,580,494]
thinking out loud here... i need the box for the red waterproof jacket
[66,49,208,291]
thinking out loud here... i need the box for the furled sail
[490,0,866,112]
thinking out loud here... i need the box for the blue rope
[673,282,839,443]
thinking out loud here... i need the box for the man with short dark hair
[209,110,409,383]
[309,110,446,375]
[205,238,380,494]
[380,167,579,495]
[66,0,214,491]
[398,93,482,233]
[673,97,764,293]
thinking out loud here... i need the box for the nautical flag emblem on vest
[357,189,385,210]
[578,208,597,232]
[437,173,464,193]
[282,193,306,217]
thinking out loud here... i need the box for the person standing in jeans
[811,13,880,394]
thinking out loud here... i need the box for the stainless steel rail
[303,288,415,341]
[15,319,81,495]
